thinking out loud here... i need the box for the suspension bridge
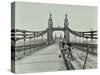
[11,13,97,73]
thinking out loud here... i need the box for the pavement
[15,43,97,73]
[15,43,66,73]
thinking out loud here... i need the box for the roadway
[15,43,66,73]
[15,43,97,73]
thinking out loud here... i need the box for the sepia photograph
[11,1,97,73]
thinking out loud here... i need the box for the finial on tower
[65,14,67,17]
[50,13,52,17]
[65,14,68,21]
[49,13,53,21]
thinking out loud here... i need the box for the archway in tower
[53,31,64,43]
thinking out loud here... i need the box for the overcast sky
[15,2,97,37]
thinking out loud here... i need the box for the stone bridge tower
[64,14,70,42]
[47,13,53,44]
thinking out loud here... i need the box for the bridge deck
[71,48,97,69]
[15,43,97,73]
[15,44,66,73]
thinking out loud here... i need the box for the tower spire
[49,13,52,21]
[65,14,68,21]
[64,14,69,28]
[50,13,52,17]
[48,13,53,28]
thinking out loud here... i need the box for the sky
[15,1,97,38]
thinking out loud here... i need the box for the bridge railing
[66,26,97,55]
[71,43,97,55]
[14,41,48,60]
[11,29,49,60]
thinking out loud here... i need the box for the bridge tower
[47,13,53,44]
[64,14,70,42]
